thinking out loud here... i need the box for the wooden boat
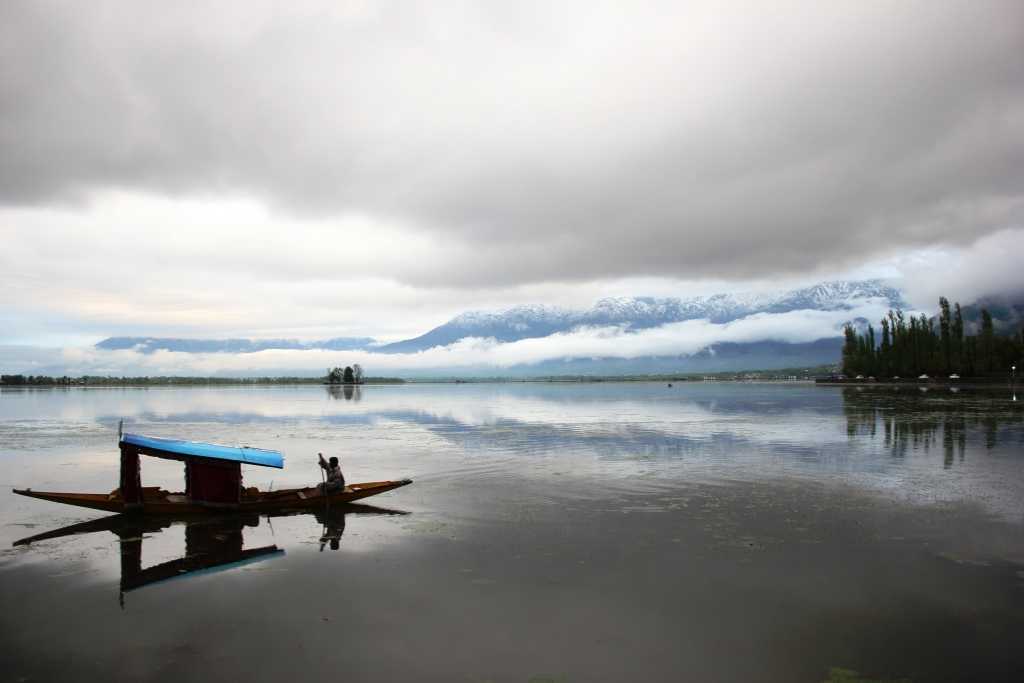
[13,431,412,515]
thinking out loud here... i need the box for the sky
[1,1,1022,374]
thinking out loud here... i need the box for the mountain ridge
[94,279,904,355]
[372,279,904,353]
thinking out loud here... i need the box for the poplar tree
[951,303,964,373]
[939,297,951,373]
[838,298,1022,379]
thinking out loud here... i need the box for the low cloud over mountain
[4,280,907,377]
[373,280,902,354]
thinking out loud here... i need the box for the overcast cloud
[1,1,1022,354]
[4,2,1023,280]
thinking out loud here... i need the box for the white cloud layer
[897,228,1024,309]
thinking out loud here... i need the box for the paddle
[318,452,330,514]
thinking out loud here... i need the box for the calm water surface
[1,382,1022,682]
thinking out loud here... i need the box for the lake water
[1,382,1022,682]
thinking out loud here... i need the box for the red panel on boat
[186,460,241,504]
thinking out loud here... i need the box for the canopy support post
[119,443,142,509]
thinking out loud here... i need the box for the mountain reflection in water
[12,504,407,606]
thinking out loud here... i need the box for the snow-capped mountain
[372,280,903,353]
[92,280,903,367]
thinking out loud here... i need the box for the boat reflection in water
[13,503,407,606]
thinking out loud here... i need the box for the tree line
[841,297,1023,378]
[1,372,403,386]
[0,375,332,386]
[1,375,77,385]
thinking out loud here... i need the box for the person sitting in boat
[318,453,345,494]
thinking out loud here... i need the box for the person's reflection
[316,510,347,551]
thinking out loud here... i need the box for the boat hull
[12,479,413,515]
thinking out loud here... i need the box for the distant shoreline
[1,377,815,388]
[0,367,834,387]
[1,379,1017,391]
[6,366,1015,389]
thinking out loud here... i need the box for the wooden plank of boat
[13,478,413,515]
[10,490,124,513]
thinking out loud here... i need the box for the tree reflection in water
[326,384,360,401]
[842,387,1023,468]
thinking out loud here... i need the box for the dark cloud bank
[1,1,1023,288]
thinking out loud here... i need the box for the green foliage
[841,298,1023,378]
[325,365,359,384]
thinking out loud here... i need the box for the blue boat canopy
[120,433,284,469]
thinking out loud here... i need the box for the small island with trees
[325,364,363,385]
